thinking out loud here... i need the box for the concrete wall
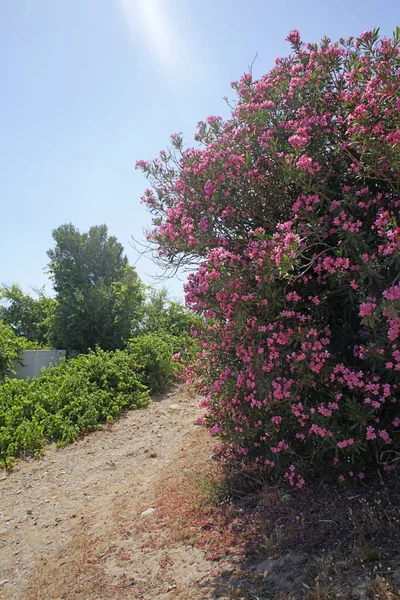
[12,350,66,380]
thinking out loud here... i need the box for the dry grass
[135,428,400,599]
[25,428,400,600]
[303,555,342,599]
[367,576,400,599]
[28,409,400,600]
[25,530,108,600]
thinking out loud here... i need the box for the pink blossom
[288,134,309,149]
[359,302,376,317]
[337,438,355,449]
[286,29,301,46]
[296,155,314,173]
[139,29,400,488]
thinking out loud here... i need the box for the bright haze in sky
[0,0,398,300]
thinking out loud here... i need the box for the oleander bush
[138,29,400,485]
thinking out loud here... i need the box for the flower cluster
[138,29,400,484]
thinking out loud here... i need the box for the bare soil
[0,385,230,600]
[1,385,400,600]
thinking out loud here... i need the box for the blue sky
[0,0,398,301]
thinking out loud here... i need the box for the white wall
[12,350,66,380]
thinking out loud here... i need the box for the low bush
[0,320,28,380]
[161,332,200,380]
[138,290,201,378]
[0,306,198,469]
[0,349,149,469]
[127,334,175,394]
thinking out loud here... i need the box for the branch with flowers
[138,28,400,486]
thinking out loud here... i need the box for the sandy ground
[0,386,230,600]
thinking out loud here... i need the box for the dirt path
[0,386,229,600]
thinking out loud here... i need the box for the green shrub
[0,349,149,468]
[160,331,200,379]
[138,290,201,378]
[138,29,400,486]
[0,323,192,469]
[0,320,26,380]
[127,334,175,394]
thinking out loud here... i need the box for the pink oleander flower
[286,29,301,46]
[139,29,400,488]
[288,134,309,149]
[296,155,314,173]
[337,438,355,449]
[359,302,376,317]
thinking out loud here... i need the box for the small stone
[168,404,180,412]
[256,558,271,574]
[141,508,156,517]
[0,580,9,585]
[281,493,291,504]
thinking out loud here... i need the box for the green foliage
[140,288,201,369]
[47,224,145,353]
[138,30,400,484]
[141,288,199,337]
[0,320,26,380]
[0,284,56,345]
[127,334,175,394]
[128,291,202,392]
[0,227,200,469]
[0,349,149,469]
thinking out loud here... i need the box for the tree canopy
[47,224,145,353]
[0,284,55,346]
[0,320,27,380]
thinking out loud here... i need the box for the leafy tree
[0,320,26,380]
[138,30,400,485]
[47,224,144,353]
[141,288,200,337]
[0,284,55,345]
[139,288,202,374]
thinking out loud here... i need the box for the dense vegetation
[0,349,148,469]
[47,224,145,353]
[0,320,27,380]
[0,224,200,469]
[0,322,199,469]
[0,284,55,346]
[138,29,400,485]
